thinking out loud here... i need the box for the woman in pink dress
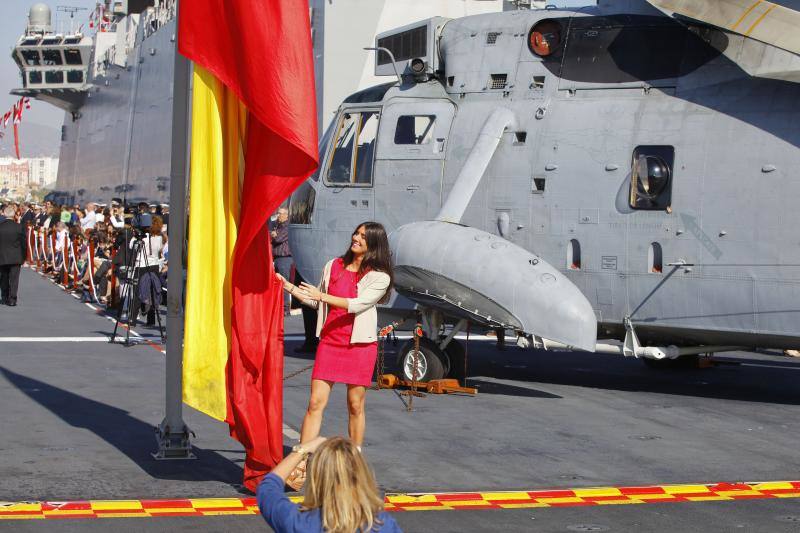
[279,222,393,451]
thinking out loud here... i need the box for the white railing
[142,0,176,40]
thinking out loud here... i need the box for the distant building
[28,157,59,187]
[0,158,30,190]
[0,157,58,200]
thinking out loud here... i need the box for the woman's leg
[299,379,333,443]
[346,385,367,446]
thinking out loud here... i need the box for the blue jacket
[257,473,402,532]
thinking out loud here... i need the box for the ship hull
[55,19,176,205]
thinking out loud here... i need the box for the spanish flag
[178,0,318,491]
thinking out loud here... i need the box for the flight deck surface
[1,268,799,532]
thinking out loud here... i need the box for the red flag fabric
[13,123,20,159]
[179,0,319,491]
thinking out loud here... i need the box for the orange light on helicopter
[529,20,562,57]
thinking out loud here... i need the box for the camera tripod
[110,232,165,346]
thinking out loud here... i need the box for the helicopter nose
[389,221,597,351]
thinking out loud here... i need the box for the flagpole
[154,0,194,460]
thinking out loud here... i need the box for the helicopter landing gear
[398,337,446,382]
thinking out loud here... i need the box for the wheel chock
[378,374,400,388]
[426,379,478,395]
[376,374,477,395]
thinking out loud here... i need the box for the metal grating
[489,73,508,89]
[486,32,500,44]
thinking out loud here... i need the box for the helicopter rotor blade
[647,0,800,56]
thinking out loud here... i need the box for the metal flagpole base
[152,419,196,460]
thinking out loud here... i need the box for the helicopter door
[374,100,456,229]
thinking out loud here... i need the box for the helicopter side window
[395,115,435,145]
[354,111,378,184]
[629,145,674,210]
[325,110,379,186]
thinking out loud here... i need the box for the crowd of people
[0,198,169,326]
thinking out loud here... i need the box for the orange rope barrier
[87,240,98,302]
[70,237,80,290]
[25,225,33,265]
[49,229,57,272]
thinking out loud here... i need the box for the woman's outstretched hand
[298,282,322,301]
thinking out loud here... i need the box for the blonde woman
[257,436,401,532]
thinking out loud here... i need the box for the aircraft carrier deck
[2,267,800,532]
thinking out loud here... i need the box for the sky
[1,0,594,132]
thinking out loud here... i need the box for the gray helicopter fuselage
[289,3,800,350]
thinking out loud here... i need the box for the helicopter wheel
[442,338,466,381]
[397,337,446,382]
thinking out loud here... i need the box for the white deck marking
[282,333,496,342]
[0,337,110,342]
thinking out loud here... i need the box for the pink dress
[312,258,377,386]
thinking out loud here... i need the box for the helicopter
[288,0,800,382]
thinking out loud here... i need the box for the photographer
[127,214,165,327]
[131,202,152,231]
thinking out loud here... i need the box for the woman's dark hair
[341,221,394,303]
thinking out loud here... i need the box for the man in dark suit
[19,203,35,227]
[0,205,27,306]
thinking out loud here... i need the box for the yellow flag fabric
[182,65,248,421]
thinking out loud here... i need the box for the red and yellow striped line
[2,481,799,520]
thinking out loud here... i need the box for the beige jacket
[303,259,390,344]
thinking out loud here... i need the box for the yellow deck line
[1,481,799,520]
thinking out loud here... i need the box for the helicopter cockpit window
[395,115,435,145]
[325,110,379,186]
[629,145,674,210]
